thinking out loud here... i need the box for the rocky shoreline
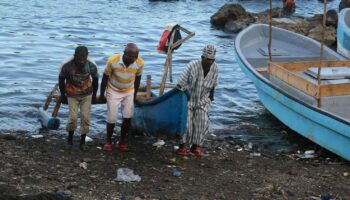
[2,1,350,199]
[210,1,350,48]
[0,132,350,199]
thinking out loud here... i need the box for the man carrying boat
[176,44,219,157]
[99,43,144,152]
[59,46,99,151]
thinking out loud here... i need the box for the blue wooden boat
[131,88,189,138]
[235,24,350,161]
[338,8,350,59]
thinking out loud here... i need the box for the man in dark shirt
[59,46,98,151]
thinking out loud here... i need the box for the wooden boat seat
[136,92,152,101]
[298,72,350,85]
[246,56,320,68]
[305,67,350,80]
[256,67,268,73]
[268,60,350,97]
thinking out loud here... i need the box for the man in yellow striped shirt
[99,43,144,152]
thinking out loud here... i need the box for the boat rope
[316,0,327,107]
[268,0,273,63]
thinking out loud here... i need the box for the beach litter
[116,168,141,182]
[250,152,261,157]
[79,162,87,170]
[152,139,165,148]
[295,150,317,159]
[172,169,181,177]
[309,194,340,200]
[31,135,44,139]
[85,136,93,142]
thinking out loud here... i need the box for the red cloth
[157,30,171,53]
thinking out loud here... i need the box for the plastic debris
[116,168,141,182]
[85,136,93,142]
[79,162,87,170]
[173,145,179,150]
[56,190,71,198]
[250,152,261,157]
[305,150,315,154]
[237,148,243,152]
[247,142,253,150]
[309,194,339,200]
[172,169,181,177]
[31,135,43,139]
[62,190,71,197]
[296,150,317,159]
[209,133,217,137]
[152,139,165,148]
[169,158,176,163]
[344,172,349,177]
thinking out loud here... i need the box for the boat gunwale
[135,88,190,106]
[339,8,350,30]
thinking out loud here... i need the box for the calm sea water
[0,0,341,152]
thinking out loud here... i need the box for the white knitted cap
[202,44,216,59]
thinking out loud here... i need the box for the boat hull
[235,24,350,161]
[236,55,350,160]
[131,88,189,138]
[338,8,350,59]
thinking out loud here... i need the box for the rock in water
[210,4,254,28]
[339,0,350,11]
[326,9,338,27]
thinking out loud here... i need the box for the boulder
[225,17,256,33]
[326,9,338,27]
[211,3,337,48]
[210,4,254,28]
[308,25,337,46]
[272,18,310,36]
[339,0,350,11]
[255,8,283,23]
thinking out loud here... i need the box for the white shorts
[106,87,134,124]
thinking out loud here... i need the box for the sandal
[116,143,129,152]
[177,147,188,156]
[191,147,203,157]
[103,143,113,152]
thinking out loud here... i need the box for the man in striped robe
[176,44,219,157]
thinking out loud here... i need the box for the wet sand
[0,132,350,200]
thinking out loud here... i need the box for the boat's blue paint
[338,8,350,58]
[235,30,350,160]
[131,88,189,137]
